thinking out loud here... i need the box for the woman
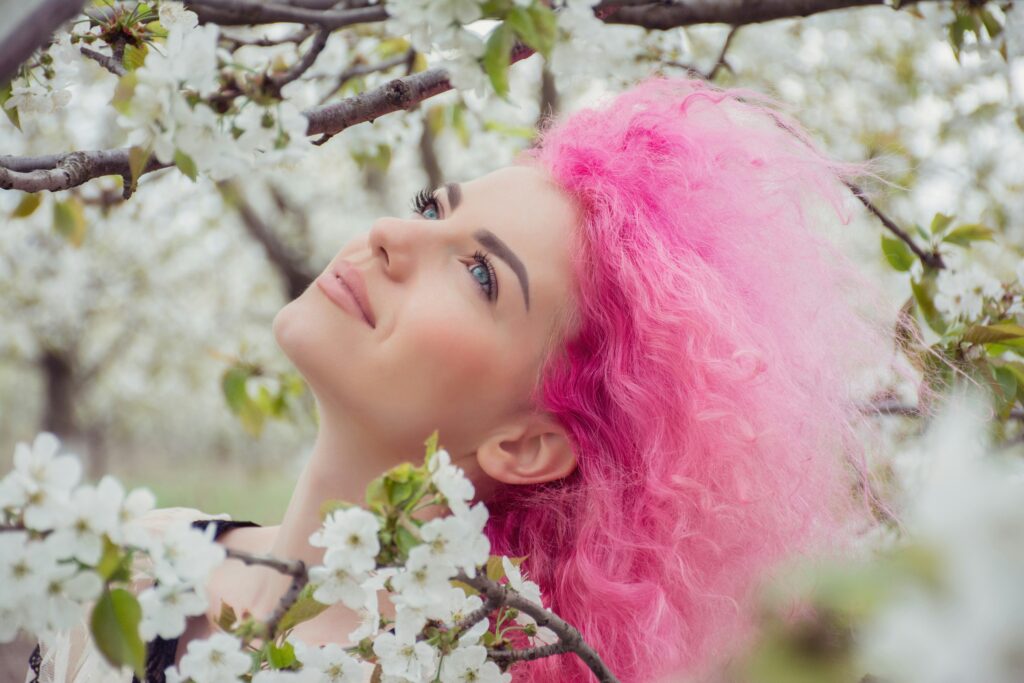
[31,75,923,682]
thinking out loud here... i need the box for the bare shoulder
[217,524,280,554]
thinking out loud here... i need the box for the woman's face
[273,163,579,464]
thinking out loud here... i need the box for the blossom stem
[454,571,621,683]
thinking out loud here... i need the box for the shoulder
[135,507,232,538]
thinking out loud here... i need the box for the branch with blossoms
[0,429,621,683]
[0,0,992,196]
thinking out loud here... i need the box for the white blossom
[347,568,397,643]
[138,581,210,641]
[158,1,200,34]
[149,519,227,585]
[439,644,510,683]
[438,587,488,646]
[47,475,122,565]
[3,84,71,115]
[292,639,369,683]
[427,449,474,517]
[6,432,80,531]
[500,557,544,627]
[37,562,103,635]
[310,506,381,573]
[934,264,1002,322]
[390,546,458,616]
[418,502,489,578]
[177,632,251,683]
[372,628,438,682]
[308,562,369,610]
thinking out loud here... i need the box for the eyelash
[409,186,498,303]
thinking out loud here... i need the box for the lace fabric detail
[25,509,258,683]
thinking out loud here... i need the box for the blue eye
[409,186,498,303]
[469,251,498,302]
[410,187,440,220]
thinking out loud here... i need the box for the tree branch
[846,180,946,269]
[184,0,388,29]
[0,41,537,191]
[597,0,940,30]
[223,547,308,637]
[455,570,621,683]
[269,27,330,93]
[0,0,88,84]
[317,49,415,106]
[79,46,127,77]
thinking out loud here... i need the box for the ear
[476,412,577,486]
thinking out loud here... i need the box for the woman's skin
[174,163,582,660]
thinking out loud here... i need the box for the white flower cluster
[0,432,229,651]
[2,432,558,682]
[0,433,150,642]
[859,387,1024,683]
[933,262,1003,322]
[118,2,309,180]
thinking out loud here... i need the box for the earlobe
[476,417,577,486]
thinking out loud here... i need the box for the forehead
[456,164,578,271]
[453,163,578,320]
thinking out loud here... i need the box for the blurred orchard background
[2,0,1024,681]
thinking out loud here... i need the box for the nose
[367,215,432,281]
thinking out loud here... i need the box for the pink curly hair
[481,76,926,682]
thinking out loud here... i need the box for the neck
[268,415,389,568]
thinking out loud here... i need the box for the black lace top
[27,518,260,683]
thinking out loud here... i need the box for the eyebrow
[443,181,530,312]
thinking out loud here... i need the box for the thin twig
[224,547,308,637]
[270,27,330,92]
[79,46,126,76]
[455,570,621,683]
[846,180,946,269]
[183,0,388,29]
[706,24,740,80]
[220,26,314,48]
[317,49,414,106]
[489,642,569,663]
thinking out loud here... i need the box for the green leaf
[942,223,994,247]
[424,429,440,461]
[222,367,251,413]
[267,640,296,669]
[365,475,388,512]
[993,365,1017,414]
[1,80,21,131]
[482,23,514,99]
[388,479,415,507]
[319,499,355,520]
[275,584,330,635]
[111,71,138,116]
[979,8,1002,39]
[122,43,148,71]
[963,322,1024,345]
[127,145,150,195]
[173,148,197,182]
[217,601,237,631]
[527,4,557,59]
[881,234,914,272]
[913,222,930,242]
[395,525,419,558]
[91,589,146,680]
[53,198,87,247]
[11,192,41,218]
[506,7,543,55]
[929,212,955,237]
[95,536,124,581]
[910,275,947,335]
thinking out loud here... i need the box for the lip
[316,261,376,328]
